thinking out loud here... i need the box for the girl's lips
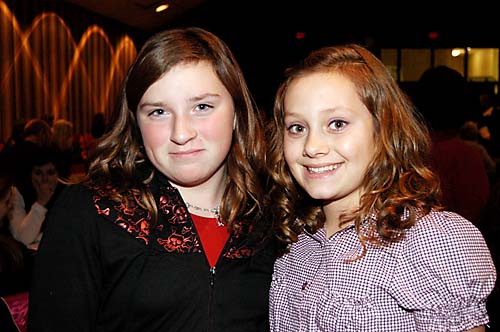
[169,149,206,160]
[306,164,339,174]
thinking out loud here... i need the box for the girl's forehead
[33,162,56,170]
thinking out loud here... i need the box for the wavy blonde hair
[267,44,442,255]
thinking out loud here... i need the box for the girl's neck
[172,172,227,209]
[322,199,357,238]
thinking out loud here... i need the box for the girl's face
[136,60,235,189]
[31,162,58,188]
[283,72,376,211]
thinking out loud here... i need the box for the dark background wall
[3,0,500,138]
[164,0,500,111]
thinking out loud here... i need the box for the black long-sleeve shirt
[28,176,277,331]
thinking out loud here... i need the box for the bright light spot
[451,48,464,57]
[156,4,169,12]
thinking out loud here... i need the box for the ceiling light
[155,4,169,12]
[451,48,464,57]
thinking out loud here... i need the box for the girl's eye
[194,103,213,112]
[148,108,166,117]
[329,119,347,131]
[287,124,305,135]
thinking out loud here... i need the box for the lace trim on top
[90,183,253,258]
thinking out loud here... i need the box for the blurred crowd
[0,113,108,295]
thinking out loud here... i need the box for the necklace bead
[185,202,224,226]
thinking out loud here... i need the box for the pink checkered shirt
[270,211,496,331]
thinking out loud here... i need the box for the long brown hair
[84,27,267,230]
[267,44,441,254]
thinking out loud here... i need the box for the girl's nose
[41,173,49,182]
[170,114,197,145]
[303,131,329,157]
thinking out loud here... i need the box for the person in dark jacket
[28,27,278,332]
[413,66,490,225]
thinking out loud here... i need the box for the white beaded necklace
[185,201,224,227]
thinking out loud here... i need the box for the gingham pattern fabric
[269,211,496,331]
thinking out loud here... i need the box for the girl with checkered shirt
[266,44,496,332]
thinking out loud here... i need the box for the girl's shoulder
[402,210,490,260]
[411,210,482,239]
[56,182,123,213]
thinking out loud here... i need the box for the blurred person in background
[478,92,500,161]
[8,147,64,251]
[0,153,32,296]
[51,119,82,180]
[413,65,489,225]
[459,120,497,181]
[0,119,26,153]
[3,118,53,204]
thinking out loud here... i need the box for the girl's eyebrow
[139,93,221,109]
[138,101,164,109]
[188,93,220,102]
[285,106,345,117]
